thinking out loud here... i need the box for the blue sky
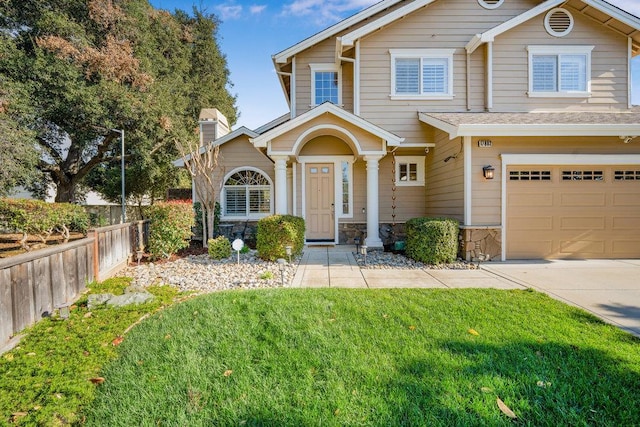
[150,0,640,130]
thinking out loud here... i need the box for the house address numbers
[478,140,492,147]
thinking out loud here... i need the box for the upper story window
[390,49,455,100]
[395,156,425,186]
[223,168,272,219]
[310,63,341,106]
[527,45,593,98]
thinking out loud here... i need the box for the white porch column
[273,156,288,215]
[364,155,383,248]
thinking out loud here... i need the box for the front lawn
[85,288,640,426]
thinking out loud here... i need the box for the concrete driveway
[482,260,640,337]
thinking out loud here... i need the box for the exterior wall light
[483,165,495,180]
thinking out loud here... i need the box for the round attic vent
[545,8,574,37]
[478,0,504,9]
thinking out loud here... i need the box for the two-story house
[187,0,640,261]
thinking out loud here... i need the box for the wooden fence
[0,221,148,351]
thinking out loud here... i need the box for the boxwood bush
[256,215,305,261]
[405,217,459,264]
[145,201,194,259]
[208,235,231,260]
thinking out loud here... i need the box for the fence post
[93,228,100,282]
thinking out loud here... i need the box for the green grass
[0,278,183,426]
[83,288,640,426]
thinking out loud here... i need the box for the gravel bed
[118,250,297,294]
[353,250,477,270]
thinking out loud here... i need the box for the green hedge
[208,235,231,260]
[144,201,194,259]
[405,217,459,264]
[256,215,305,261]
[0,199,89,250]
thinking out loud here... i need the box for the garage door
[506,165,640,259]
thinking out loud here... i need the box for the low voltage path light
[285,245,292,263]
[360,245,368,266]
[277,258,286,286]
[232,238,244,265]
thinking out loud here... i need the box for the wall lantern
[483,165,495,180]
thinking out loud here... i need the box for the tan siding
[379,155,426,222]
[270,115,385,153]
[352,160,367,222]
[492,9,629,110]
[358,0,539,144]
[425,130,464,221]
[299,136,353,156]
[214,137,275,203]
[470,136,640,225]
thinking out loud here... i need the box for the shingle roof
[418,110,640,138]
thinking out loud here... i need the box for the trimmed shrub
[0,199,90,249]
[256,215,305,261]
[208,235,231,260]
[145,201,194,259]
[405,217,459,264]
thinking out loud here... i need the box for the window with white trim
[390,49,455,99]
[223,169,272,218]
[527,45,593,97]
[395,156,425,186]
[310,64,341,106]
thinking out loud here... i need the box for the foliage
[0,277,181,426]
[84,288,640,425]
[0,1,237,203]
[0,69,40,196]
[405,217,459,264]
[145,201,194,259]
[256,215,305,261]
[0,198,89,249]
[207,235,231,260]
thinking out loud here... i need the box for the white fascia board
[455,123,640,137]
[581,0,640,31]
[418,112,460,139]
[340,0,436,50]
[501,153,640,165]
[465,0,565,54]
[252,103,404,148]
[273,0,401,64]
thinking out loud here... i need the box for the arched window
[223,168,272,218]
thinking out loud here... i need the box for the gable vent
[478,0,504,9]
[545,8,574,37]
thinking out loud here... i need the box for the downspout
[486,42,493,111]
[354,41,360,116]
[466,52,471,111]
[628,37,632,110]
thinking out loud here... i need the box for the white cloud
[216,4,243,20]
[282,0,379,25]
[250,5,267,15]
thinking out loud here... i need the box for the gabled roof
[173,126,259,167]
[251,102,404,148]
[419,111,640,139]
[339,0,436,51]
[466,0,565,54]
[273,0,402,64]
[467,0,640,54]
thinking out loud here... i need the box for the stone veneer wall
[338,223,407,246]
[460,227,502,262]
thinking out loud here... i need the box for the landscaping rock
[107,292,154,307]
[87,294,112,309]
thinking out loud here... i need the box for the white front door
[306,163,335,241]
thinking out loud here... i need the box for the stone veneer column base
[460,226,502,262]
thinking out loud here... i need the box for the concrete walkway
[291,246,640,337]
[291,246,524,290]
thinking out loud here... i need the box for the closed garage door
[506,165,640,259]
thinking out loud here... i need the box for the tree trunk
[201,206,208,248]
[206,204,215,242]
[54,180,77,203]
